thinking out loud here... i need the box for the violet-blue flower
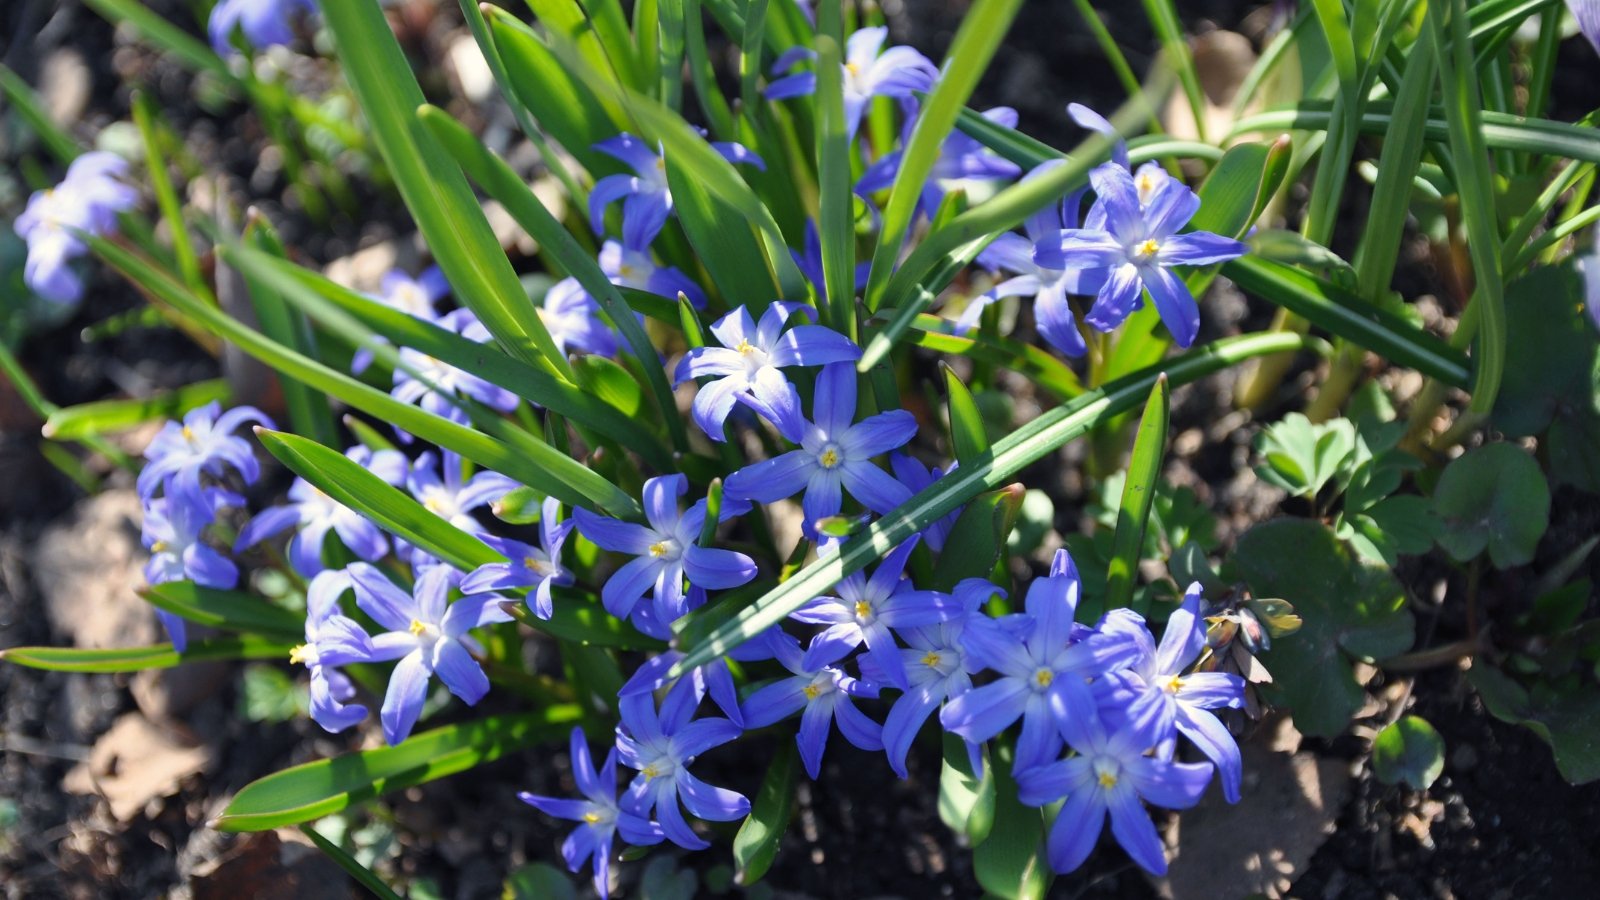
[292,569,373,733]
[573,473,757,623]
[1053,162,1248,348]
[540,277,618,357]
[616,678,749,850]
[790,536,960,691]
[599,237,707,308]
[766,27,939,137]
[351,267,448,374]
[519,727,664,900]
[874,577,1003,778]
[723,362,916,535]
[1570,1,1600,55]
[348,563,514,745]
[855,107,1023,218]
[235,446,407,576]
[791,220,870,308]
[139,401,273,501]
[940,549,1142,771]
[889,453,961,552]
[957,160,1095,357]
[673,302,861,441]
[739,630,885,780]
[142,486,241,651]
[461,496,576,620]
[1095,583,1246,802]
[209,0,317,54]
[15,152,139,304]
[589,133,764,249]
[1016,686,1214,876]
[392,309,520,422]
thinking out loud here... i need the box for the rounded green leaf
[1432,443,1551,568]
[1371,715,1445,790]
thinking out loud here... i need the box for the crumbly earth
[3,1,1598,898]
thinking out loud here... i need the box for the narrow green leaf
[1,637,294,673]
[942,364,990,465]
[256,429,502,573]
[1141,0,1207,142]
[500,598,667,652]
[813,6,856,337]
[0,63,80,161]
[131,91,204,296]
[1427,0,1505,414]
[416,104,689,455]
[657,0,687,107]
[139,582,305,640]
[973,745,1049,899]
[92,236,639,518]
[226,243,673,469]
[214,708,582,831]
[1104,374,1170,610]
[732,742,796,885]
[237,213,339,447]
[320,0,570,377]
[862,0,1025,312]
[488,9,627,173]
[1229,104,1600,166]
[577,0,646,91]
[1223,257,1471,388]
[671,331,1316,675]
[42,379,231,440]
[299,825,404,900]
[1353,34,1436,301]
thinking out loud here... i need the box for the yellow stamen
[1135,238,1161,259]
[736,339,757,355]
[845,61,861,79]
[583,810,603,824]
[854,600,872,619]
[1098,770,1119,789]
[409,619,428,636]
[818,448,841,469]
[289,644,310,665]
[649,540,672,558]
[1136,172,1157,199]
[641,764,660,779]
[921,651,942,668]
[1033,668,1054,688]
[181,425,195,442]
[150,540,169,553]
[803,684,822,700]
[523,555,550,575]
[1164,675,1183,695]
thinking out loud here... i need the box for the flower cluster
[15,152,139,305]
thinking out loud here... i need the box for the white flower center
[816,442,845,470]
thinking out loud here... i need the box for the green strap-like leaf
[214,708,583,831]
[140,583,306,641]
[299,826,404,900]
[731,741,797,885]
[93,236,640,518]
[1104,375,1170,611]
[670,331,1317,675]
[862,0,1025,313]
[257,429,502,573]
[42,379,231,440]
[1,637,294,673]
[813,3,856,337]
[319,0,570,377]
[1230,104,1600,165]
[943,365,990,465]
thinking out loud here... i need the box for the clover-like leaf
[1232,519,1414,738]
[1254,413,1358,501]
[1432,443,1551,569]
[1371,715,1445,790]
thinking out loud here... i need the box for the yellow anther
[523,555,550,575]
[649,540,672,558]
[289,644,310,665]
[1097,770,1119,789]
[921,651,942,668]
[1135,238,1161,259]
[818,448,841,469]
[181,425,195,442]
[641,764,660,779]
[583,810,603,824]
[409,619,428,637]
[1136,172,1157,198]
[1164,675,1183,695]
[736,339,757,355]
[854,600,872,619]
[150,540,169,553]
[1033,668,1054,688]
[845,61,861,79]
[618,263,637,280]
[803,684,822,700]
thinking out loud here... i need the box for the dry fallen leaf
[64,713,212,823]
[31,490,156,650]
[190,829,352,900]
